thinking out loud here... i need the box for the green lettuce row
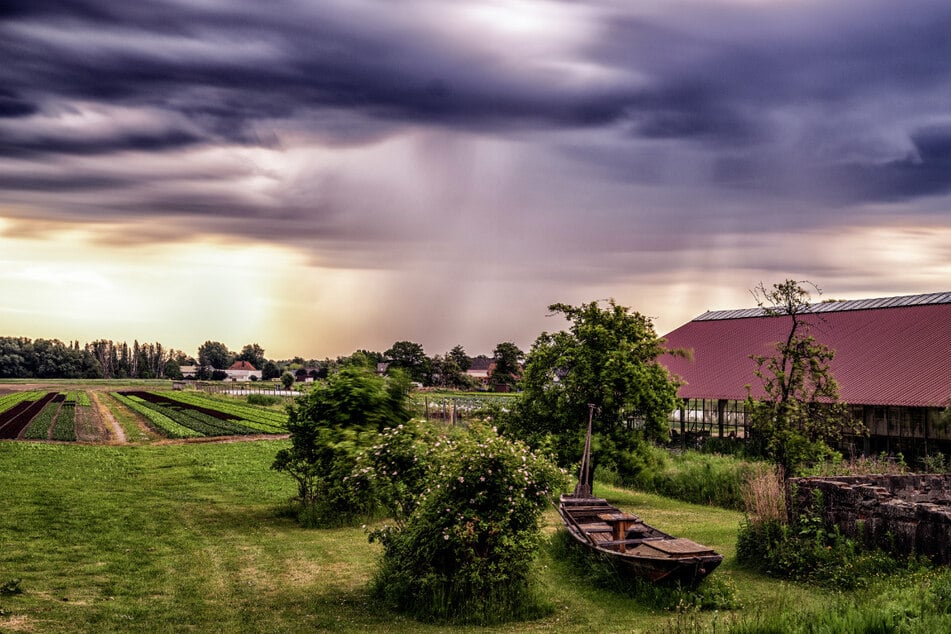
[51,403,77,441]
[159,391,287,429]
[0,391,44,414]
[111,393,201,439]
[21,401,60,440]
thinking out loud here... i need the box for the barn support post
[680,399,687,450]
[717,399,726,438]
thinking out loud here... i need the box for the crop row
[52,402,77,441]
[22,400,62,440]
[111,393,201,439]
[0,391,43,415]
[160,391,287,430]
[123,395,259,437]
[21,398,77,441]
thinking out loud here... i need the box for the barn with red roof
[660,291,951,456]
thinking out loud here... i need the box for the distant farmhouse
[465,357,496,387]
[178,362,262,381]
[661,291,951,457]
[225,360,262,381]
[179,365,198,379]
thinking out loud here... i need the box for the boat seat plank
[599,537,665,547]
[577,523,613,533]
[560,497,608,505]
[645,538,716,555]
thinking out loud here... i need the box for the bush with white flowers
[356,422,565,624]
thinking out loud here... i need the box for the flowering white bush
[356,422,566,624]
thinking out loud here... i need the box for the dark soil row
[0,392,58,439]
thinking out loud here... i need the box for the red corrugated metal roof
[661,302,951,407]
[228,360,257,371]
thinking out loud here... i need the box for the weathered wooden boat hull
[558,494,723,586]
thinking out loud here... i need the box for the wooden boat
[557,406,723,586]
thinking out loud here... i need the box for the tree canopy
[236,343,266,369]
[384,340,430,384]
[197,340,234,370]
[508,299,679,480]
[491,342,523,389]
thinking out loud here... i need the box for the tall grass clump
[736,469,914,589]
[729,568,951,633]
[631,448,769,510]
[358,422,565,625]
[741,465,786,525]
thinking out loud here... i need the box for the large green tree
[491,341,523,389]
[509,300,679,481]
[384,341,431,384]
[261,360,281,381]
[448,344,471,373]
[746,280,864,474]
[236,343,265,369]
[197,340,233,370]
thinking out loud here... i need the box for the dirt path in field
[90,391,126,444]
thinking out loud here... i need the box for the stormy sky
[2,0,950,359]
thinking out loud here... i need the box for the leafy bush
[271,366,411,527]
[361,423,565,625]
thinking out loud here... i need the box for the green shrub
[363,423,565,625]
[271,366,411,527]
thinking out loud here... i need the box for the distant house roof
[468,357,494,372]
[228,360,257,371]
[660,291,951,408]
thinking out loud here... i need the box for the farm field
[0,382,288,443]
[0,440,846,634]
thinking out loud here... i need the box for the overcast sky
[2,0,950,359]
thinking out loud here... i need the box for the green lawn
[0,441,836,633]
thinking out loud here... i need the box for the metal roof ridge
[694,290,951,321]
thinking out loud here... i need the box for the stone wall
[788,474,951,564]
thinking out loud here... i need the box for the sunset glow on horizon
[3,1,950,361]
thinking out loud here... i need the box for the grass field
[0,439,852,633]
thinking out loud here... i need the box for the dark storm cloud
[4,0,951,246]
[0,0,628,149]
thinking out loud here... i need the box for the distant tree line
[0,335,524,387]
[0,337,193,380]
